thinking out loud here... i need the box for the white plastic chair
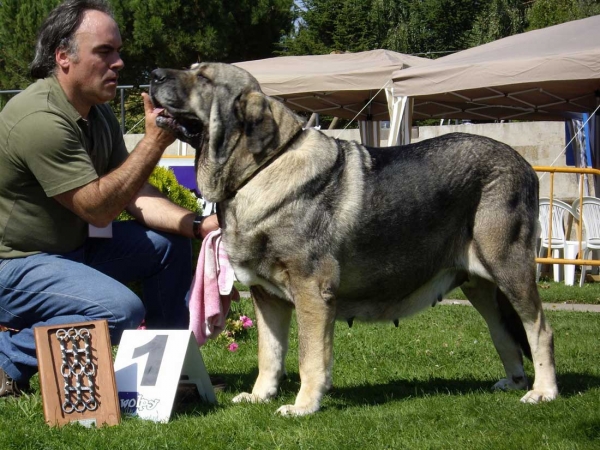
[571,196,600,286]
[538,198,584,284]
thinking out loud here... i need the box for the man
[0,0,217,396]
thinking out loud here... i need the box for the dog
[150,62,558,416]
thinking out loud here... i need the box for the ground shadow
[554,373,600,398]
[213,370,600,408]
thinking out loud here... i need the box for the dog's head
[150,62,304,202]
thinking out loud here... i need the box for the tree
[282,0,600,58]
[468,0,527,47]
[526,0,600,30]
[331,0,382,51]
[0,0,295,89]
[280,0,488,57]
[104,0,296,85]
[280,0,345,54]
[0,0,59,90]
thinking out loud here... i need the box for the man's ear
[241,91,276,155]
[55,47,71,70]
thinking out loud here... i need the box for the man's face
[66,10,124,107]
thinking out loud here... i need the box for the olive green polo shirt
[0,76,129,258]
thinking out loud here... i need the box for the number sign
[114,330,216,422]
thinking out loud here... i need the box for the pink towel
[189,229,240,346]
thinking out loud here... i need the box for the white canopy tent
[388,15,600,146]
[234,49,430,145]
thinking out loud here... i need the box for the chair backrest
[539,198,575,248]
[571,196,600,249]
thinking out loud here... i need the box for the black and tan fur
[150,62,558,416]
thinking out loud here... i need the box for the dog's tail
[497,289,532,360]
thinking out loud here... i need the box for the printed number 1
[132,334,168,386]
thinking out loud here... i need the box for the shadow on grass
[210,370,600,409]
[556,373,600,397]
[327,377,499,407]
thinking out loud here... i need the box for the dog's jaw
[150,69,205,149]
[155,114,204,149]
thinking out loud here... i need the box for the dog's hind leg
[232,286,292,404]
[469,204,558,403]
[461,276,529,391]
[499,277,558,404]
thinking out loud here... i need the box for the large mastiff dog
[150,63,557,416]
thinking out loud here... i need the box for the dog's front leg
[276,277,337,417]
[233,286,292,404]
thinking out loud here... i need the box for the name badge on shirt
[89,223,113,238]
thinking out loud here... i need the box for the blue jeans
[0,221,192,384]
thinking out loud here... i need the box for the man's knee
[152,230,192,262]
[107,289,145,341]
[156,233,192,256]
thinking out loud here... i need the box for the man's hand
[141,92,176,150]
[199,214,220,239]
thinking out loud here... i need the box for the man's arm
[53,93,173,227]
[126,183,219,239]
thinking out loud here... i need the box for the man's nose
[111,54,125,71]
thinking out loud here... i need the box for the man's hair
[29,0,114,79]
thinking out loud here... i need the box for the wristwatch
[192,215,206,239]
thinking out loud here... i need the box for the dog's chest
[230,264,288,300]
[220,212,291,300]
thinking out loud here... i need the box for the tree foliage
[112,0,295,85]
[526,0,600,30]
[281,0,490,56]
[0,0,295,89]
[468,0,527,47]
[281,0,600,57]
[0,0,59,90]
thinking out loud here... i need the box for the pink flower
[228,342,239,352]
[240,315,253,329]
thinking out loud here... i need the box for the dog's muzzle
[149,68,204,148]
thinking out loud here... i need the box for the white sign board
[114,330,216,422]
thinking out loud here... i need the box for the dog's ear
[241,91,276,155]
[241,91,304,156]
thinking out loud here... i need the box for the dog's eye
[196,72,209,82]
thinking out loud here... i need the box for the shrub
[117,166,201,221]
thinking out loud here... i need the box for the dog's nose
[151,68,169,85]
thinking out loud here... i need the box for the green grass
[445,279,600,305]
[237,280,600,305]
[1,301,599,449]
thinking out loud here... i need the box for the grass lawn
[236,280,600,305]
[1,300,598,450]
[444,279,600,305]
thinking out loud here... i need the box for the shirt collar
[45,75,92,123]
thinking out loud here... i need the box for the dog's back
[336,132,539,318]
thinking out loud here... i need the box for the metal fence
[1,85,149,134]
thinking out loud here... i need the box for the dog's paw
[492,376,528,391]
[520,389,558,404]
[276,403,320,417]
[232,392,271,404]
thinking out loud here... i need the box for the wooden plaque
[34,320,121,427]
